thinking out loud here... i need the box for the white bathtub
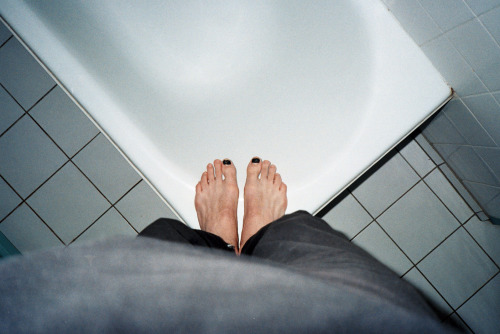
[1,0,450,232]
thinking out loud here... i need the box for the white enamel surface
[0,1,450,232]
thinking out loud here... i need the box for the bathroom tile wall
[381,0,500,223]
[1,11,499,334]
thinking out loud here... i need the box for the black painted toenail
[223,159,231,165]
[252,158,260,163]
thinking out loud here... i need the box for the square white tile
[382,0,442,45]
[424,168,473,223]
[418,228,498,308]
[443,99,496,147]
[463,182,500,220]
[438,164,482,213]
[351,153,420,218]
[29,86,99,157]
[0,38,54,109]
[422,111,467,145]
[399,139,436,177]
[322,193,372,239]
[0,21,11,45]
[27,163,110,244]
[352,222,413,276]
[403,267,452,317]
[0,116,67,197]
[418,0,474,32]
[446,19,500,91]
[0,177,21,221]
[464,0,500,16]
[115,181,179,233]
[73,208,137,244]
[0,203,63,253]
[377,181,460,263]
[462,94,500,145]
[480,6,500,44]
[457,273,500,334]
[474,147,500,181]
[73,134,141,203]
[465,216,500,266]
[0,85,24,135]
[421,35,487,97]
[447,146,499,186]
[415,133,444,165]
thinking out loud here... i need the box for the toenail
[223,159,231,165]
[252,158,260,163]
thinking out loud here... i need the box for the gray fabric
[0,212,459,333]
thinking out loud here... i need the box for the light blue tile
[421,35,487,97]
[415,133,444,165]
[480,6,500,44]
[115,181,178,233]
[464,0,500,15]
[457,273,500,334]
[0,177,21,221]
[422,111,467,145]
[475,147,500,180]
[378,182,459,262]
[463,181,500,208]
[424,168,473,223]
[27,163,110,244]
[465,215,500,266]
[29,86,99,157]
[322,193,373,239]
[462,94,500,145]
[352,222,413,276]
[476,211,490,221]
[0,203,63,253]
[439,164,482,213]
[399,139,436,177]
[447,19,500,91]
[403,267,452,317]
[0,84,24,135]
[0,21,11,45]
[418,228,498,308]
[493,92,500,104]
[382,0,442,45]
[73,208,136,244]
[73,134,141,203]
[0,38,54,109]
[0,116,67,197]
[443,99,496,146]
[419,0,474,32]
[351,153,420,218]
[432,143,461,160]
[447,146,499,186]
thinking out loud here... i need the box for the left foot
[195,159,239,252]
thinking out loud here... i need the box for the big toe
[222,159,237,183]
[247,157,262,181]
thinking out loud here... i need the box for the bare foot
[240,158,287,249]
[195,159,239,252]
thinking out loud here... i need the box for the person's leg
[239,159,437,318]
[138,218,235,252]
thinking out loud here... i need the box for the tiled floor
[1,20,499,334]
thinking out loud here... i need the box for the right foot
[240,158,287,249]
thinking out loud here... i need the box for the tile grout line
[0,34,13,49]
[453,270,500,314]
[69,179,143,245]
[456,96,500,147]
[462,221,500,270]
[23,201,66,246]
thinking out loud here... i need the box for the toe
[214,159,223,180]
[201,172,208,189]
[261,160,271,179]
[274,173,282,186]
[196,182,202,193]
[207,163,215,182]
[268,164,277,182]
[247,157,262,180]
[222,159,237,183]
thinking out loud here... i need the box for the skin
[194,158,287,254]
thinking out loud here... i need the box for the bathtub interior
[0,0,451,231]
